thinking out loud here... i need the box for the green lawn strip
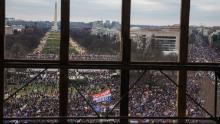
[68,87,77,95]
[42,32,81,55]
[42,32,60,54]
[69,48,78,54]
[42,48,59,54]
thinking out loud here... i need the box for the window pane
[186,71,215,123]
[130,0,180,62]
[129,70,177,123]
[68,69,120,123]
[4,68,59,123]
[188,0,220,63]
[218,78,220,117]
[69,0,121,61]
[5,0,60,60]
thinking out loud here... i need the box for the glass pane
[4,68,59,123]
[129,70,177,123]
[130,0,180,62]
[188,0,220,63]
[69,0,121,61]
[186,71,215,123]
[68,69,120,123]
[218,76,220,117]
[5,0,60,60]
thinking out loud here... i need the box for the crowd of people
[26,53,59,60]
[3,33,218,123]
[69,53,120,61]
[4,68,212,123]
[4,69,60,123]
[4,69,121,123]
[26,53,120,61]
[129,72,177,123]
[188,34,220,63]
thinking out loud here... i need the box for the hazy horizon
[5,0,220,26]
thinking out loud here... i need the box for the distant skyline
[5,0,220,26]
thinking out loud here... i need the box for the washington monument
[52,1,58,31]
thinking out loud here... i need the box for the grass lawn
[42,32,60,54]
[42,31,78,54]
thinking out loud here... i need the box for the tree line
[5,27,48,59]
[70,29,120,55]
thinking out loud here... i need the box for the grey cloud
[5,0,220,26]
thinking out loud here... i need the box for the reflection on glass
[69,0,121,61]
[4,68,59,123]
[129,70,177,123]
[188,0,220,63]
[130,0,180,62]
[5,0,60,60]
[68,69,120,123]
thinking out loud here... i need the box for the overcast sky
[6,0,220,26]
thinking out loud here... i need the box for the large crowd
[26,53,120,61]
[4,69,121,123]
[129,72,177,123]
[3,34,218,123]
[4,69,212,123]
[188,34,220,63]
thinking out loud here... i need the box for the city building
[5,26,13,35]
[131,26,180,54]
[70,22,91,30]
[11,25,25,32]
[104,20,111,28]
[197,27,211,36]
[209,30,220,47]
[111,21,120,30]
[5,17,15,22]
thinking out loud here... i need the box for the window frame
[0,0,219,123]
